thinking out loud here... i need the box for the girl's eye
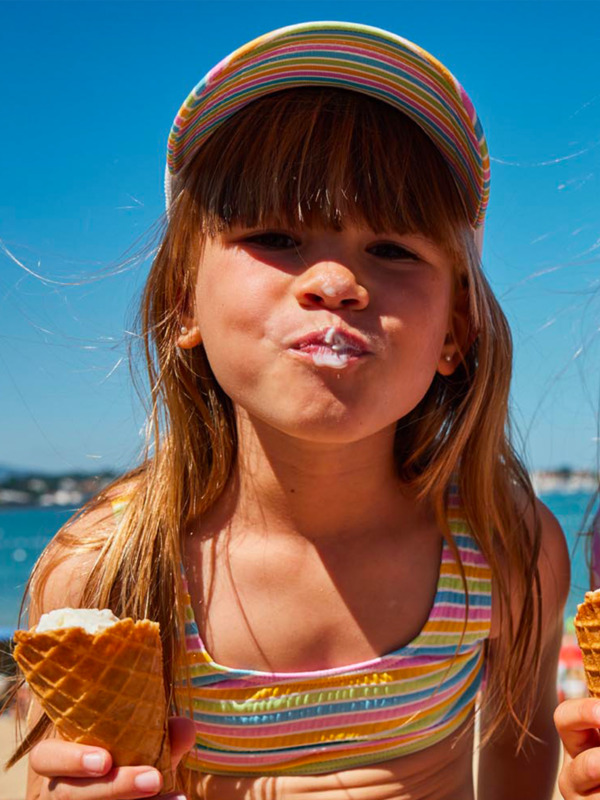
[368,242,419,261]
[243,232,300,250]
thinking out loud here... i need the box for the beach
[0,716,27,800]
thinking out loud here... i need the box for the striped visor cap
[165,21,490,238]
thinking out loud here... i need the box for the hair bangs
[177,88,470,249]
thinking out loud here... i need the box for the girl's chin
[237,406,399,446]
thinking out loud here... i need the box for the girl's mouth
[289,326,371,370]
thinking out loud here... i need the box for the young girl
[11,21,569,800]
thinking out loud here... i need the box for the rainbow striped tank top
[175,485,492,775]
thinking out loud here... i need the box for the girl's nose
[294,263,369,310]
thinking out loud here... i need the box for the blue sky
[2,1,600,473]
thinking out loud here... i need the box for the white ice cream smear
[312,350,350,369]
[36,607,120,634]
[311,326,357,368]
[324,326,354,352]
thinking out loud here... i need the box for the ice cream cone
[13,617,173,791]
[575,590,600,698]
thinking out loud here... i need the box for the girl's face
[183,224,465,445]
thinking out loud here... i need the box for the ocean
[0,506,73,635]
[0,492,594,636]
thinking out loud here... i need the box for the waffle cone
[13,618,173,791]
[575,591,600,698]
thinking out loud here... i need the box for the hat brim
[165,21,489,239]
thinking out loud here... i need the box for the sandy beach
[0,716,27,800]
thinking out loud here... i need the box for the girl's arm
[20,502,194,800]
[477,500,570,800]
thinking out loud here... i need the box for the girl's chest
[193,724,475,800]
[182,523,444,673]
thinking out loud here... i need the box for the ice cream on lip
[289,325,373,370]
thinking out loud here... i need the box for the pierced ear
[176,323,202,349]
[437,338,459,376]
[437,286,475,376]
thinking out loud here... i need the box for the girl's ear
[176,318,202,349]
[437,286,474,375]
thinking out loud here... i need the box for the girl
[10,21,569,800]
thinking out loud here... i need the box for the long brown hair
[8,88,540,771]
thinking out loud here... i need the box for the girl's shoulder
[488,490,569,641]
[511,491,569,633]
[534,496,570,625]
[28,477,140,625]
[534,495,570,566]
[518,492,570,602]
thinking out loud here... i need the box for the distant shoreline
[0,470,116,509]
[532,471,598,496]
[1,485,596,511]
[1,468,597,509]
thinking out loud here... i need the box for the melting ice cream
[36,607,120,634]
[311,326,359,369]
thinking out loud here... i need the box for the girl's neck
[213,413,423,542]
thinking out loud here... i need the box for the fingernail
[593,703,600,724]
[134,771,161,793]
[82,752,106,774]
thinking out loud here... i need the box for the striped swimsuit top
[175,484,493,776]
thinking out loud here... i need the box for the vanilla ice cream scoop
[35,607,120,634]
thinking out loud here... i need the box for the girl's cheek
[384,287,448,331]
[200,266,286,317]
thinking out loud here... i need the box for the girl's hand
[555,698,600,798]
[29,717,196,800]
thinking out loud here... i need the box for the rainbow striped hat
[165,21,490,238]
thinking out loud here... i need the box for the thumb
[554,699,600,759]
[168,716,196,768]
